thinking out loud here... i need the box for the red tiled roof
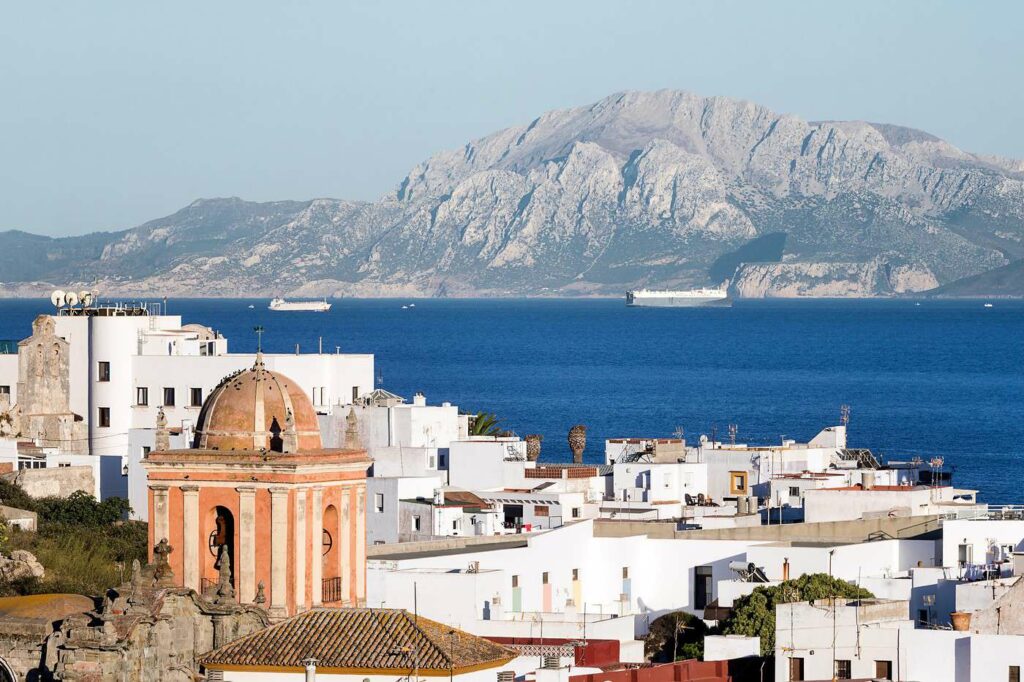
[200,608,515,673]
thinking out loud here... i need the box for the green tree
[721,573,873,657]
[645,610,708,662]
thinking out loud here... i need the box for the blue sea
[1,298,1021,503]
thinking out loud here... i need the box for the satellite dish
[65,291,80,307]
[79,291,93,307]
[51,290,67,307]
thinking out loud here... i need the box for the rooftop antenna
[253,326,265,353]
[840,404,851,427]
[50,290,67,308]
[728,424,737,446]
[672,426,685,441]
[710,424,718,447]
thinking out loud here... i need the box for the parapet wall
[594,515,942,544]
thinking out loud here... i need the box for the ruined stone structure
[144,355,371,618]
[0,552,268,681]
[0,316,87,452]
[1,465,95,499]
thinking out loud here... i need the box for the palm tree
[568,424,587,463]
[468,412,504,436]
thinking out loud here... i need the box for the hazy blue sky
[2,1,1022,236]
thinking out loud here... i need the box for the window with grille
[834,660,851,680]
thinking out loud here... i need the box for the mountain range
[3,90,1023,298]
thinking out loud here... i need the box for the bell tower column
[150,484,170,545]
[355,487,366,604]
[294,488,307,611]
[311,486,323,606]
[182,485,200,591]
[269,486,289,616]
[237,486,257,603]
[340,487,351,603]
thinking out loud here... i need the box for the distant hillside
[926,259,1024,298]
[2,90,1023,298]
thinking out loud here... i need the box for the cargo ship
[268,297,331,312]
[625,287,730,307]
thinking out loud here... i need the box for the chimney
[434,488,445,506]
[950,611,972,632]
[413,392,426,406]
[862,471,875,490]
[302,658,317,682]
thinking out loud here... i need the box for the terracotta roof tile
[201,608,515,672]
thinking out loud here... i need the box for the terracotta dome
[193,355,322,452]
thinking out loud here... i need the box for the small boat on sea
[268,297,331,312]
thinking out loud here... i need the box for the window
[136,387,149,406]
[98,407,111,428]
[58,462,70,468]
[97,361,110,382]
[312,387,321,405]
[875,660,893,680]
[512,575,519,588]
[571,507,581,519]
[572,568,579,581]
[452,518,461,532]
[427,453,436,469]
[162,387,175,407]
[834,660,851,680]
[789,486,800,498]
[200,341,215,356]
[918,608,929,626]
[542,572,549,584]
[1010,666,1021,682]
[622,566,629,579]
[142,446,151,457]
[352,386,359,403]
[729,471,748,495]
[374,493,384,513]
[190,387,203,407]
[411,515,421,532]
[694,565,713,610]
[958,543,973,567]
[18,459,45,470]
[439,453,447,468]
[534,505,549,517]
[788,657,804,681]
[0,385,10,396]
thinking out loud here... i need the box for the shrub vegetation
[0,481,147,597]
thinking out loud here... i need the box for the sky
[1,1,1022,236]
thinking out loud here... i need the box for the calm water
[1,298,1022,502]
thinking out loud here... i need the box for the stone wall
[2,466,94,499]
[9,315,87,453]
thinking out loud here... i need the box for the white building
[368,519,760,639]
[775,598,912,682]
[803,484,981,524]
[0,303,378,512]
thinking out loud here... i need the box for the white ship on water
[268,297,331,312]
[626,287,730,307]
